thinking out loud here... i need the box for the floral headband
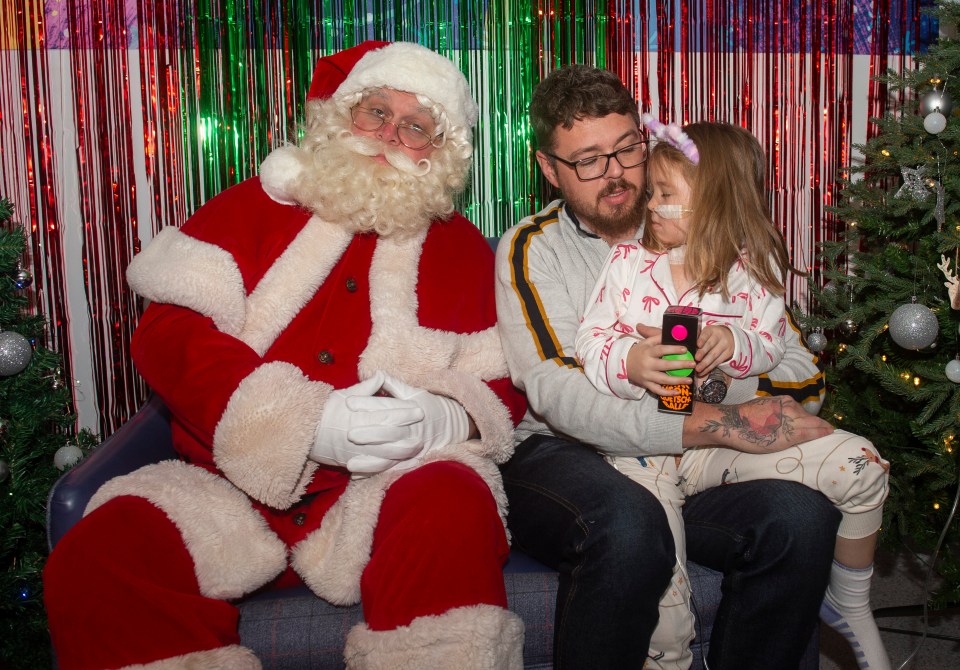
[641,113,699,165]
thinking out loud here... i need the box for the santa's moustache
[291,124,457,239]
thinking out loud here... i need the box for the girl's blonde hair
[641,122,799,300]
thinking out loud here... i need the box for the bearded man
[44,41,527,670]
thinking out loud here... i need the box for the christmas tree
[804,2,960,607]
[0,198,95,668]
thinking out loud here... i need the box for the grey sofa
[47,393,820,669]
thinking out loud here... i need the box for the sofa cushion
[235,554,734,669]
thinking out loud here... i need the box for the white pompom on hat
[332,42,479,131]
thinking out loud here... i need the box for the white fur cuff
[214,361,331,509]
[344,605,524,670]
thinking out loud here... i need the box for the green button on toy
[663,351,694,377]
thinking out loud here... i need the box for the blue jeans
[501,434,674,669]
[684,475,839,669]
[501,433,840,670]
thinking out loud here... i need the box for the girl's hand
[627,324,693,396]
[695,325,734,376]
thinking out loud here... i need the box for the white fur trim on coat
[121,645,261,669]
[86,461,287,601]
[126,227,246,337]
[213,361,331,509]
[361,231,507,380]
[238,217,353,356]
[127,214,512,453]
[291,451,507,605]
[344,605,523,670]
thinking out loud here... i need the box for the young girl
[575,119,891,670]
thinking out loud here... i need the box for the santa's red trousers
[44,461,510,669]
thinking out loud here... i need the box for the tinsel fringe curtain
[0,0,918,436]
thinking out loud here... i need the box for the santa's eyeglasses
[351,106,442,150]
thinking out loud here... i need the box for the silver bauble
[888,303,939,350]
[53,445,84,471]
[807,331,828,353]
[946,358,960,383]
[0,331,32,376]
[14,268,32,289]
[920,88,953,116]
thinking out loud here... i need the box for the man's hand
[627,324,694,395]
[684,396,834,454]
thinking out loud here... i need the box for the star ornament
[895,165,931,202]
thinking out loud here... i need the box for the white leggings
[610,429,889,669]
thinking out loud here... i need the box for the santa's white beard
[290,114,464,238]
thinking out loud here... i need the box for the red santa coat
[89,174,525,606]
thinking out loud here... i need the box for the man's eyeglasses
[545,141,648,181]
[351,106,440,150]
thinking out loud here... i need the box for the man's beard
[289,104,464,238]
[567,178,645,242]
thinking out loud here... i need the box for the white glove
[373,373,471,472]
[311,371,426,475]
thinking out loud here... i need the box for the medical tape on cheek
[652,204,692,220]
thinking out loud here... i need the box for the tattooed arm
[681,396,834,454]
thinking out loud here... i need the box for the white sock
[819,561,890,670]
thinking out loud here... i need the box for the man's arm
[495,221,685,457]
[682,395,833,454]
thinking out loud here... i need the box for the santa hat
[313,41,478,131]
[307,41,389,101]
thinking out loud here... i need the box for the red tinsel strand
[65,0,145,432]
[12,3,74,370]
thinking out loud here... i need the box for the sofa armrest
[46,395,175,550]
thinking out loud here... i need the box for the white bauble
[0,331,32,376]
[924,111,947,134]
[54,445,84,471]
[946,359,960,383]
[920,88,954,116]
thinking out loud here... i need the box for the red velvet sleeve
[130,179,314,461]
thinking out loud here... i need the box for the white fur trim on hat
[334,42,478,130]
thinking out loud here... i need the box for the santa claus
[44,41,527,669]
